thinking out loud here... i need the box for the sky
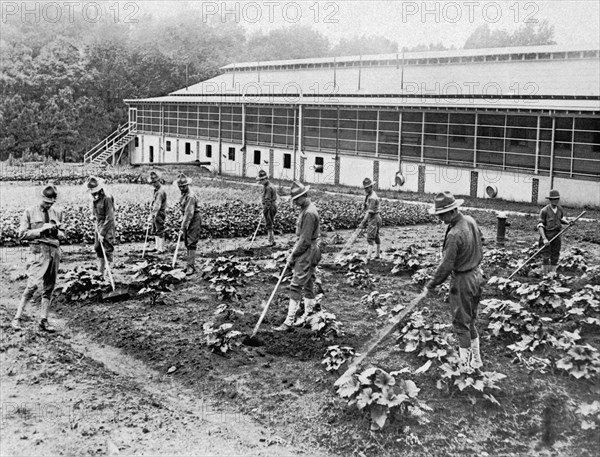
[142,0,600,49]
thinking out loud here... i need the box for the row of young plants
[0,199,435,246]
[0,166,147,184]
[483,271,600,380]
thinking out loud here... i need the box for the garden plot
[2,211,599,456]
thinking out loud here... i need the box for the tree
[464,20,556,49]
[331,35,398,56]
[243,26,330,61]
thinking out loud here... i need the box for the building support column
[549,117,556,189]
[418,165,425,194]
[373,160,380,190]
[470,171,478,198]
[218,106,222,175]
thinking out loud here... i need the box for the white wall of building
[129,133,599,207]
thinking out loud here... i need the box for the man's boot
[365,245,373,262]
[268,230,275,246]
[374,244,381,260]
[274,299,300,331]
[541,262,550,276]
[39,318,56,333]
[157,237,165,253]
[12,292,32,330]
[550,265,558,275]
[185,249,196,275]
[458,347,472,373]
[470,338,483,369]
[294,298,316,327]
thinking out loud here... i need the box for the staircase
[83,122,136,165]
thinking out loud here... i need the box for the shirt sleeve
[428,233,459,288]
[151,191,161,214]
[99,197,115,237]
[537,208,546,228]
[291,212,316,259]
[182,194,197,230]
[18,208,40,241]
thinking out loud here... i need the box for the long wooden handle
[96,227,115,291]
[247,213,264,249]
[141,219,151,258]
[508,210,586,279]
[335,227,362,262]
[251,262,290,338]
[334,291,426,386]
[173,200,193,268]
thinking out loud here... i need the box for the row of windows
[132,104,600,179]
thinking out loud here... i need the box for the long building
[124,45,600,206]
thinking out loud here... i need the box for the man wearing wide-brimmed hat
[257,170,278,246]
[11,184,66,333]
[148,171,167,253]
[537,189,571,275]
[274,181,322,331]
[176,173,202,275]
[423,191,484,372]
[359,177,382,261]
[87,176,116,279]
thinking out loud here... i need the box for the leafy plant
[201,256,256,301]
[361,291,394,311]
[553,330,600,380]
[336,367,431,430]
[60,267,107,301]
[576,401,600,431]
[336,254,377,289]
[582,265,600,284]
[436,357,506,405]
[397,311,453,361]
[558,247,589,271]
[411,268,433,286]
[306,311,344,340]
[391,245,430,274]
[214,303,245,321]
[134,261,186,305]
[562,285,600,329]
[515,278,571,312]
[487,276,523,297]
[482,248,516,267]
[202,322,242,353]
[322,345,357,372]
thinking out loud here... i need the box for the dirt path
[0,298,328,457]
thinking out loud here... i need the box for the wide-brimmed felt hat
[148,171,161,184]
[546,189,560,200]
[176,173,192,186]
[41,184,58,203]
[256,170,268,181]
[86,176,104,194]
[363,177,376,189]
[290,181,310,201]
[395,171,405,187]
[428,191,464,215]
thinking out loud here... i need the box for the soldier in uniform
[275,182,321,331]
[87,176,116,279]
[176,173,202,275]
[423,192,484,372]
[537,189,571,275]
[11,185,65,333]
[257,170,278,246]
[359,177,382,261]
[148,171,167,253]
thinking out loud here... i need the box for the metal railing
[83,121,137,165]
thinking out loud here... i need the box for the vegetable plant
[202,322,242,353]
[322,345,357,372]
[134,261,186,305]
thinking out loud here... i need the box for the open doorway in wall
[206,144,212,158]
[149,146,154,163]
[254,150,261,164]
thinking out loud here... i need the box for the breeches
[290,244,322,300]
[263,205,277,231]
[539,231,561,265]
[153,211,166,237]
[25,245,61,300]
[366,214,382,245]
[449,268,482,348]
[184,213,202,250]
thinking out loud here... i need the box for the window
[149,146,154,163]
[315,157,324,173]
[166,141,171,152]
[228,147,235,161]
[185,142,191,155]
[253,150,261,165]
[283,153,291,169]
[135,137,139,147]
[206,144,212,158]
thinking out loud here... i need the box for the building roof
[127,46,600,109]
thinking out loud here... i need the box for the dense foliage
[0,198,435,246]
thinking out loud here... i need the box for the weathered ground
[2,205,599,457]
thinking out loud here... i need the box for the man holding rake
[148,171,167,254]
[176,173,202,275]
[275,182,322,331]
[359,177,382,261]
[87,176,116,280]
[257,170,278,246]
